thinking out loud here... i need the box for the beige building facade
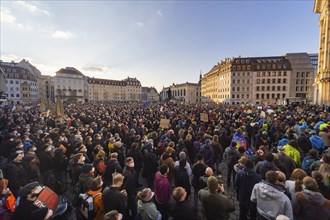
[161,81,201,104]
[201,56,304,105]
[88,77,141,102]
[314,0,330,105]
[55,67,85,103]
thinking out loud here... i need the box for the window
[256,94,260,99]
[261,86,265,91]
[232,79,235,84]
[296,86,299,91]
[232,94,235,99]
[283,79,287,84]
[266,94,270,99]
[237,80,240,84]
[296,72,300,78]
[262,79,266,84]
[282,94,286,98]
[272,79,276,83]
[277,86,281,91]
[237,94,240,99]
[10,80,13,84]
[283,72,287,76]
[296,79,299,84]
[237,87,240,91]
[16,94,19,98]
[301,79,304,84]
[267,79,271,84]
[261,94,265,99]
[283,86,286,91]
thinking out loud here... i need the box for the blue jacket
[310,135,325,150]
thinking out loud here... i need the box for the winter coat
[292,189,330,220]
[102,186,127,215]
[53,155,68,172]
[123,166,136,197]
[173,166,191,197]
[198,188,235,220]
[235,167,262,207]
[223,146,240,167]
[159,153,174,180]
[72,163,83,185]
[251,181,293,220]
[201,144,215,168]
[172,200,197,220]
[277,152,297,179]
[142,151,158,178]
[255,160,280,180]
[310,135,325,151]
[85,188,104,220]
[153,171,171,205]
[283,144,301,166]
[298,134,313,154]
[137,200,161,220]
[103,160,122,185]
[192,162,207,190]
[38,151,54,173]
[3,162,28,194]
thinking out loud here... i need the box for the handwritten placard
[33,187,59,213]
[200,113,208,122]
[159,119,170,128]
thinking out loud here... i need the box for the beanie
[82,163,93,173]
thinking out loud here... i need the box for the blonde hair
[276,171,286,183]
[290,168,307,192]
[319,163,330,186]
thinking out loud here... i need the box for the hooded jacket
[251,181,293,220]
[293,189,330,220]
[309,135,325,151]
[153,171,171,205]
[283,144,301,166]
[255,160,280,180]
[137,199,161,220]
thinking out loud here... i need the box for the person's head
[231,142,237,148]
[137,188,154,202]
[82,163,94,175]
[112,173,124,188]
[104,210,123,220]
[308,149,318,159]
[126,157,134,168]
[265,170,278,185]
[288,139,299,149]
[172,187,187,202]
[302,176,318,192]
[90,177,103,190]
[265,152,275,162]
[238,146,245,154]
[179,151,186,160]
[110,152,118,160]
[207,176,219,193]
[238,156,248,166]
[276,171,286,184]
[244,159,254,169]
[179,158,187,169]
[196,153,203,162]
[212,135,219,142]
[311,171,324,182]
[205,167,213,177]
[290,168,307,192]
[159,164,169,176]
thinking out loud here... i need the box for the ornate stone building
[141,87,159,102]
[160,81,201,104]
[314,0,330,105]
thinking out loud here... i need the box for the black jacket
[38,151,54,173]
[174,166,191,196]
[123,166,136,197]
[172,200,197,220]
[102,186,127,215]
[4,161,29,193]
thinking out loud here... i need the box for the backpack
[79,192,101,220]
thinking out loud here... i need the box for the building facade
[142,87,159,102]
[55,67,85,103]
[286,53,314,102]
[314,0,330,105]
[202,56,295,105]
[88,77,141,102]
[161,81,201,104]
[42,75,55,102]
[0,60,38,104]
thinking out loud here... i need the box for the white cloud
[15,1,50,16]
[1,7,16,24]
[157,10,163,16]
[52,30,73,40]
[1,6,33,30]
[136,21,144,27]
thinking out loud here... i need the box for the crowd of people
[0,101,329,220]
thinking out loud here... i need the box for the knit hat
[166,147,174,154]
[159,164,168,175]
[207,176,219,192]
[82,163,93,173]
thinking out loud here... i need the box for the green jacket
[283,144,301,166]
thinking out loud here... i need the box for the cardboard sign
[246,109,252,114]
[159,119,170,128]
[260,111,266,118]
[200,113,208,122]
[33,187,59,213]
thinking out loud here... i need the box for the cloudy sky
[1,1,319,92]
